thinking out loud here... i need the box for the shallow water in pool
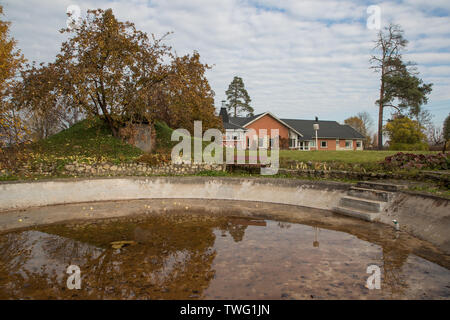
[0,212,449,299]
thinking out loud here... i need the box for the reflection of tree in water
[220,217,266,243]
[80,219,219,299]
[277,222,291,229]
[226,224,247,242]
[0,231,104,299]
[381,243,410,296]
[0,214,228,299]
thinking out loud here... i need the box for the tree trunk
[99,104,118,137]
[378,103,383,150]
[377,70,385,150]
[105,115,118,137]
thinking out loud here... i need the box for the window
[299,141,309,151]
[345,140,352,149]
[247,137,250,148]
[356,141,362,148]
[289,139,296,148]
[259,138,265,148]
[310,140,315,147]
[320,141,327,148]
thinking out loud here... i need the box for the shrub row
[380,152,449,170]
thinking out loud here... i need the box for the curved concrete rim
[0,176,449,254]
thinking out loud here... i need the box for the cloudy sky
[2,0,450,132]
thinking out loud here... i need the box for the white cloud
[2,0,450,129]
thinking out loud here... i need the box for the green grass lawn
[279,150,437,164]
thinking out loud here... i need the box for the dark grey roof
[281,119,365,140]
[223,122,246,130]
[220,108,251,130]
[228,114,262,127]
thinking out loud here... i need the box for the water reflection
[0,212,448,300]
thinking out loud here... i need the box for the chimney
[219,101,229,123]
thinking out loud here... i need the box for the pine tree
[225,76,253,117]
[371,24,432,150]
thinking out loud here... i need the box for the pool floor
[0,209,449,299]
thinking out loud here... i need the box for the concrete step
[348,186,392,202]
[356,181,406,192]
[332,206,381,222]
[339,196,383,213]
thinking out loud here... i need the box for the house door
[299,141,309,150]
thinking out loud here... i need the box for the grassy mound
[31,118,143,163]
[153,121,177,152]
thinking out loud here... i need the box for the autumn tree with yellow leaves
[0,5,26,148]
[56,8,220,137]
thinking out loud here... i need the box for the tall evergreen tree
[370,24,432,150]
[225,76,253,117]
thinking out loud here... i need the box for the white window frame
[345,140,352,149]
[299,141,310,151]
[258,137,265,148]
[289,138,296,148]
[320,141,327,149]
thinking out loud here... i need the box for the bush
[381,152,449,170]
[389,142,429,151]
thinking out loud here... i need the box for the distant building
[219,108,365,151]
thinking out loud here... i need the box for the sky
[2,0,450,134]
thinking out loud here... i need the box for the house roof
[223,122,247,130]
[228,114,262,127]
[230,112,303,137]
[281,119,365,140]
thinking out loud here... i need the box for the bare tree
[426,123,444,147]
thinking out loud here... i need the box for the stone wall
[63,162,225,177]
[4,162,225,177]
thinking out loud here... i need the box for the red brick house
[219,108,365,151]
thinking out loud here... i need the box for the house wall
[309,139,363,151]
[309,139,337,150]
[245,114,289,139]
[244,114,290,149]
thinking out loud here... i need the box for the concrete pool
[0,177,449,299]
